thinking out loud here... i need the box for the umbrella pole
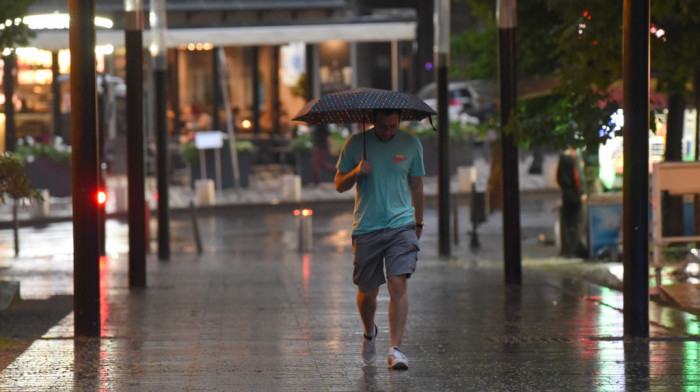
[362,111,367,160]
[363,123,366,160]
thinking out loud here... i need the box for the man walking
[335,108,425,369]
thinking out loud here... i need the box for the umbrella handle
[362,113,367,160]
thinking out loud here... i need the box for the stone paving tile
[3,245,699,391]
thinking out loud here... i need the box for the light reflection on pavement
[1,206,700,390]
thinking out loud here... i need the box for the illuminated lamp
[97,190,107,205]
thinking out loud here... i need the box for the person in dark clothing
[311,124,336,185]
[557,148,584,257]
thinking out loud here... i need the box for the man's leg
[358,286,380,364]
[386,274,408,347]
[357,286,379,336]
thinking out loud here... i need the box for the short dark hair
[372,108,401,121]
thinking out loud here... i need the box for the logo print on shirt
[393,154,406,163]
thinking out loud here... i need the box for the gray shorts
[352,223,420,292]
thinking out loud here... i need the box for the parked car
[417,80,496,123]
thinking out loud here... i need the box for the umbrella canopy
[292,87,436,124]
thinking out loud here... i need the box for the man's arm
[335,160,371,193]
[409,176,424,238]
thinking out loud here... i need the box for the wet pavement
[1,199,700,391]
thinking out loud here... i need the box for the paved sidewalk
[1,206,700,391]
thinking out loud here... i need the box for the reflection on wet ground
[1,206,699,390]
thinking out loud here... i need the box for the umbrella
[292,87,436,158]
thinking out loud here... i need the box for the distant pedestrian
[312,123,336,186]
[557,147,584,257]
[335,108,425,370]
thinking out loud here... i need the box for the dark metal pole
[125,0,146,286]
[155,69,169,260]
[172,49,182,136]
[151,0,170,260]
[212,48,221,131]
[51,51,62,140]
[68,0,100,337]
[622,0,650,338]
[305,44,315,100]
[498,0,522,285]
[252,46,261,135]
[435,0,451,258]
[3,53,16,152]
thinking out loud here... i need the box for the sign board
[652,161,700,271]
[194,131,224,150]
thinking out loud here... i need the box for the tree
[452,0,700,173]
[0,154,41,256]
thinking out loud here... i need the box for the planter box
[420,137,474,177]
[295,152,338,186]
[24,157,72,197]
[189,149,252,189]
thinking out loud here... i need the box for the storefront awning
[28,21,416,50]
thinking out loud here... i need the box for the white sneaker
[361,325,378,364]
[387,346,408,370]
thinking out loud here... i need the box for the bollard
[195,179,216,205]
[469,183,489,249]
[30,189,51,218]
[189,200,203,254]
[452,195,459,245]
[295,208,313,252]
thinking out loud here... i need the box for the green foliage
[451,23,498,80]
[0,154,42,203]
[291,74,307,98]
[290,132,314,154]
[0,0,36,52]
[454,0,700,153]
[651,0,700,96]
[15,140,72,166]
[405,119,484,143]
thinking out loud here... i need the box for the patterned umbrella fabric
[292,88,436,124]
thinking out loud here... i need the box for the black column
[498,0,522,285]
[155,64,170,260]
[212,48,221,131]
[69,0,100,337]
[126,5,146,287]
[51,51,62,140]
[3,53,16,152]
[622,0,650,338]
[436,56,451,257]
[252,46,260,135]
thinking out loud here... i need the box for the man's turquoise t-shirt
[337,129,425,235]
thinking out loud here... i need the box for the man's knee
[359,286,380,299]
[387,275,407,294]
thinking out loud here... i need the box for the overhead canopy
[28,21,417,50]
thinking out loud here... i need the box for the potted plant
[14,137,72,197]
[0,154,43,256]
[180,139,256,188]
